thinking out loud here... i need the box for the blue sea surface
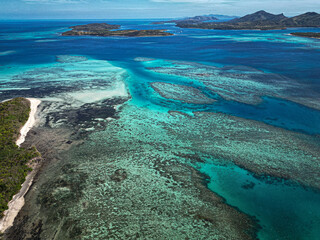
[1,20,320,239]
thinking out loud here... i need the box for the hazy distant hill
[153,15,218,25]
[207,14,238,20]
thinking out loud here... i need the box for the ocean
[0,19,320,239]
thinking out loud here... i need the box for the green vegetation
[62,23,173,37]
[291,32,320,39]
[0,98,39,217]
[69,23,121,31]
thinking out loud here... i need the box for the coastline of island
[62,23,173,37]
[290,32,320,39]
[0,98,42,234]
[163,11,320,31]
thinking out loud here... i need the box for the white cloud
[151,0,215,2]
[150,0,238,4]
[23,0,86,4]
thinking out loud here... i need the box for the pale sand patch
[67,82,128,103]
[0,98,41,233]
[16,98,41,147]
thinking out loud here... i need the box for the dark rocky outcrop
[110,169,128,182]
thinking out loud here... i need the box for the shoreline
[0,98,41,234]
[289,33,320,39]
[16,98,41,147]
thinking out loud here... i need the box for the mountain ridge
[229,10,287,23]
[175,11,320,30]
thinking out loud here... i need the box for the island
[153,15,218,25]
[174,11,320,30]
[0,98,40,219]
[62,23,173,37]
[290,32,320,39]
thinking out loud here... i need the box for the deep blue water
[1,20,320,239]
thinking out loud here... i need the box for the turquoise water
[198,160,320,240]
[1,20,320,239]
[124,59,320,135]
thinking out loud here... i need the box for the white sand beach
[0,98,41,233]
[16,98,41,147]
[0,171,38,233]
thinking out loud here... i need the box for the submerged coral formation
[144,59,320,110]
[5,105,257,240]
[151,82,216,104]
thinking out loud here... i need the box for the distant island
[62,23,173,37]
[172,11,320,30]
[153,15,218,25]
[290,32,320,39]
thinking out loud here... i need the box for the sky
[0,0,319,19]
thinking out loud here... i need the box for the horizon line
[1,10,317,21]
[0,18,175,21]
